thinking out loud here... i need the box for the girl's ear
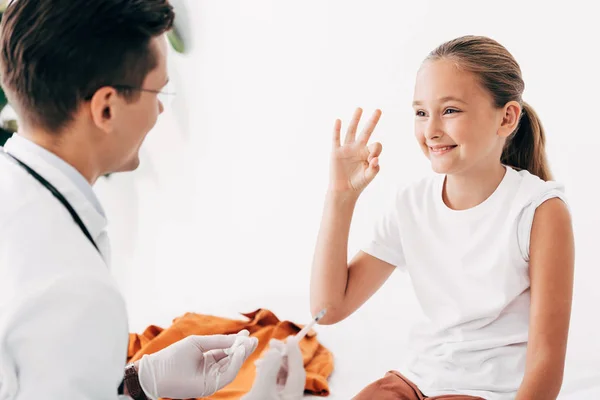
[498,101,521,138]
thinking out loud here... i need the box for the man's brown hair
[0,0,175,132]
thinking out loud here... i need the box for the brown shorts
[351,371,486,400]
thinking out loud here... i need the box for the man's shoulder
[0,152,44,226]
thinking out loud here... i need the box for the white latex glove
[137,329,258,399]
[242,337,306,400]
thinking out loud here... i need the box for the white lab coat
[0,136,130,399]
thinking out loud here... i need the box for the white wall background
[95,0,600,397]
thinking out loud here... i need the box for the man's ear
[498,101,521,139]
[89,87,119,132]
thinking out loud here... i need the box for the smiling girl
[310,35,575,400]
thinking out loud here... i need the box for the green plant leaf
[0,86,7,113]
[3,119,17,133]
[167,27,185,54]
[1,9,5,112]
[0,127,12,147]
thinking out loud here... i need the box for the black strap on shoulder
[6,152,101,254]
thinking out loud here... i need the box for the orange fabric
[127,309,334,399]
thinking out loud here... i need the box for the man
[0,0,304,399]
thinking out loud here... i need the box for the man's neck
[19,128,102,185]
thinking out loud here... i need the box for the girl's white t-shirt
[362,166,567,400]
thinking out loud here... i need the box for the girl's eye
[444,108,460,115]
[415,110,426,117]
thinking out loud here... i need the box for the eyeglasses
[112,84,176,104]
[84,84,176,106]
